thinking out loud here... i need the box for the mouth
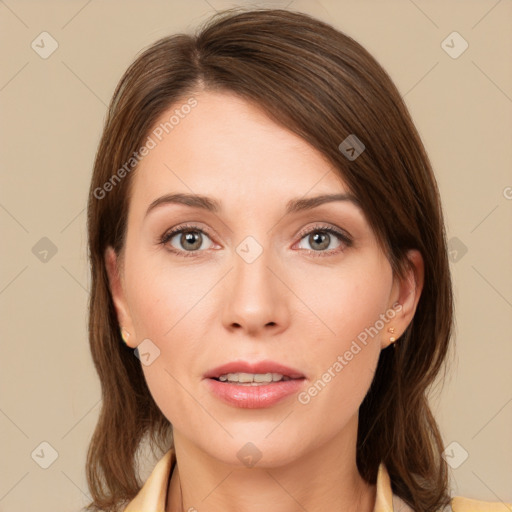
[203,360,306,409]
[211,372,299,385]
[204,360,306,383]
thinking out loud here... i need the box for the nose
[221,244,290,337]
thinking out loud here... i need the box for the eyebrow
[145,192,360,218]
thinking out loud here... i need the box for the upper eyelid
[161,223,213,242]
[296,223,351,240]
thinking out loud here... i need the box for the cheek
[294,256,393,346]
[124,248,212,340]
[295,257,391,409]
[123,253,214,429]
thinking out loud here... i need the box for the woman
[85,7,509,512]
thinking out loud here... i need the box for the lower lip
[205,378,306,408]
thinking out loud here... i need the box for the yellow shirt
[124,449,511,512]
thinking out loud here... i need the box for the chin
[202,433,307,470]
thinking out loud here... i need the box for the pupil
[182,231,201,250]
[311,232,329,250]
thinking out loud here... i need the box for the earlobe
[104,246,136,347]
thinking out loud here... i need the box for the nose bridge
[221,233,288,334]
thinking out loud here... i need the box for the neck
[166,415,376,512]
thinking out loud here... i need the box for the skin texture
[105,90,424,512]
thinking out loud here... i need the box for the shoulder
[450,495,512,511]
[380,464,510,512]
[392,494,511,512]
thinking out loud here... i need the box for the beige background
[0,0,511,510]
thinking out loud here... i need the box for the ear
[382,249,424,349]
[104,246,137,348]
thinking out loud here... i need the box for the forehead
[130,90,350,213]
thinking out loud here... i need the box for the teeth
[217,372,292,384]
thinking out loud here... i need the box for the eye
[159,223,216,257]
[295,224,352,257]
[159,222,353,258]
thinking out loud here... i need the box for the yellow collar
[123,449,509,512]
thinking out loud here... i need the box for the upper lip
[204,360,305,379]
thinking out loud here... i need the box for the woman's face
[106,90,422,468]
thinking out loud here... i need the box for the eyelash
[159,223,353,258]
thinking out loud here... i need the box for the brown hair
[86,7,453,512]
